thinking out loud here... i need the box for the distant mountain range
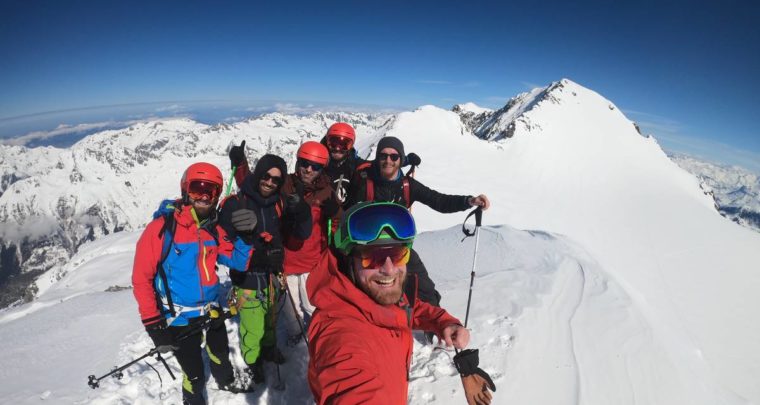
[668,153,760,232]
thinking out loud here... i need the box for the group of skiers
[131,122,495,404]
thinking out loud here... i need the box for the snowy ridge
[669,153,760,232]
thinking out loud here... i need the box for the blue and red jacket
[132,202,253,327]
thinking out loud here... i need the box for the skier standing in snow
[217,154,312,384]
[318,122,369,208]
[347,136,490,310]
[278,141,342,343]
[131,162,256,404]
[307,202,493,404]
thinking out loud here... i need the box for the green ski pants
[235,286,276,365]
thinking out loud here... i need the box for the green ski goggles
[334,202,416,254]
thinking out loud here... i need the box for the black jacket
[347,162,472,213]
[320,136,368,207]
[219,156,311,290]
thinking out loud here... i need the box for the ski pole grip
[461,207,483,238]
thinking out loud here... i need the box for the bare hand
[441,324,470,349]
[468,194,490,210]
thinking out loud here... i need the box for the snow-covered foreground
[0,219,749,404]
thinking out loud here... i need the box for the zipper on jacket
[191,208,212,293]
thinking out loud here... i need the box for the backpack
[356,162,411,209]
[152,199,220,317]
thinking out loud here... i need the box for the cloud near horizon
[0,121,142,147]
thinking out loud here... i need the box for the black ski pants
[170,317,234,405]
[405,248,441,307]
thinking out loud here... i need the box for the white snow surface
[1,79,759,404]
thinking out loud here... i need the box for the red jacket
[132,204,252,326]
[306,253,461,404]
[282,173,341,275]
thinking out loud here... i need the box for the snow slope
[381,79,760,403]
[0,222,664,405]
[1,78,758,404]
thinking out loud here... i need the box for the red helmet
[297,141,329,166]
[326,122,356,143]
[180,162,224,200]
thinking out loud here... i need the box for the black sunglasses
[297,159,324,172]
[261,172,284,185]
[378,152,400,162]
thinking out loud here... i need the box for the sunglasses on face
[187,180,221,201]
[378,153,400,162]
[260,172,283,185]
[297,159,324,172]
[354,245,411,269]
[327,136,353,151]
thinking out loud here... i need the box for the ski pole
[282,275,310,345]
[461,207,483,329]
[88,347,175,389]
[225,165,237,197]
[88,309,234,389]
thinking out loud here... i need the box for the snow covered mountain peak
[452,102,492,115]
[452,78,637,142]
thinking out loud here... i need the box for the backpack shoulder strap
[365,177,375,202]
[156,213,177,317]
[402,177,411,209]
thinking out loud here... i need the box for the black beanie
[245,154,287,193]
[375,136,405,160]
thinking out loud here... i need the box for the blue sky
[1,1,758,170]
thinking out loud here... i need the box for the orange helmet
[326,122,355,143]
[180,162,223,201]
[297,141,330,166]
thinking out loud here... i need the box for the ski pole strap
[225,165,237,197]
[461,207,483,239]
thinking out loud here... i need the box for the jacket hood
[307,253,409,331]
[242,154,288,199]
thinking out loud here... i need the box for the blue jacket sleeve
[216,226,252,272]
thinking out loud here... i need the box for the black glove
[406,152,421,167]
[145,320,178,354]
[252,247,284,272]
[231,209,257,233]
[321,196,339,218]
[454,349,496,391]
[229,140,247,168]
[285,193,310,222]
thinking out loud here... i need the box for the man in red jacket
[307,202,489,404]
[132,162,258,404]
[280,141,341,342]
